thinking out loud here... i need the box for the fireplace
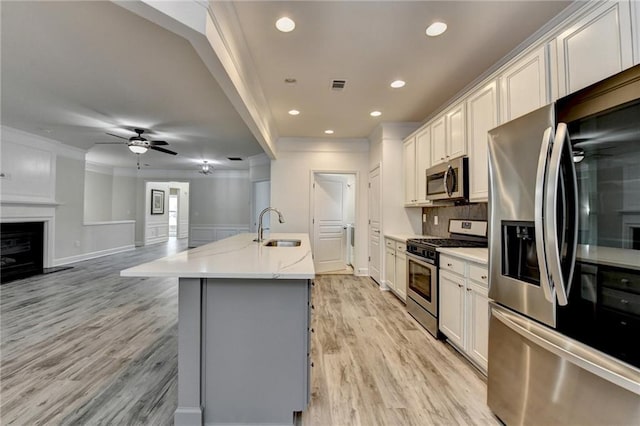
[1,222,44,284]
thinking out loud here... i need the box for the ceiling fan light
[128,145,148,154]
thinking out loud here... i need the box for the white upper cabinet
[415,127,431,205]
[466,80,498,203]
[430,115,446,166]
[555,0,634,97]
[403,137,417,205]
[447,103,466,159]
[633,0,640,65]
[403,128,432,207]
[499,45,549,122]
[431,102,466,166]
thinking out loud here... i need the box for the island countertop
[121,233,315,279]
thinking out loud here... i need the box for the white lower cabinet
[439,254,489,373]
[384,238,407,302]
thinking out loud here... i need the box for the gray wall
[55,156,86,259]
[189,176,251,225]
[84,170,113,222]
[422,203,488,237]
[112,175,137,220]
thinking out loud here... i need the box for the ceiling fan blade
[94,141,125,145]
[149,140,168,146]
[105,132,130,140]
[150,145,178,155]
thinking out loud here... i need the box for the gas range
[406,220,488,265]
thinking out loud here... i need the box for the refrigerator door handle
[535,126,555,303]
[491,304,640,396]
[545,123,571,306]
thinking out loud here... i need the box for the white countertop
[437,247,488,265]
[577,245,640,271]
[121,233,315,279]
[384,233,431,242]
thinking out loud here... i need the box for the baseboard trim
[355,268,369,277]
[174,407,202,426]
[54,245,135,266]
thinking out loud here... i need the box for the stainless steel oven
[406,252,438,337]
[426,156,468,201]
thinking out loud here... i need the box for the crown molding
[277,137,370,153]
[1,126,86,160]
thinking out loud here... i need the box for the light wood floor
[1,240,499,425]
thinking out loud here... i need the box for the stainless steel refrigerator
[487,65,640,425]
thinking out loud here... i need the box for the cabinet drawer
[385,239,395,248]
[469,263,489,287]
[440,255,465,276]
[396,242,406,252]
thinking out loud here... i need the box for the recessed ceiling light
[276,17,295,33]
[426,22,447,37]
[324,130,334,135]
[288,109,300,116]
[370,111,382,117]
[390,80,406,89]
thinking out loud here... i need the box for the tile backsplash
[422,203,488,237]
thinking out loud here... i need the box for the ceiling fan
[96,128,178,156]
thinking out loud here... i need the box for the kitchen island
[121,233,315,426]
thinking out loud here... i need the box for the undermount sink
[263,239,301,247]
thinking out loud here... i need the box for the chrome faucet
[256,207,285,243]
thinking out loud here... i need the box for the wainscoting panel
[190,225,250,247]
[145,222,169,246]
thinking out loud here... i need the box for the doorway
[311,172,357,274]
[168,189,179,238]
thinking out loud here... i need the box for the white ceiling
[1,1,573,170]
[1,1,262,171]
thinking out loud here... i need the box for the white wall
[270,138,370,275]
[189,173,250,225]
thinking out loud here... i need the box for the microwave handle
[534,126,555,304]
[443,164,453,197]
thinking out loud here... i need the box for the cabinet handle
[311,362,314,368]
[481,275,487,280]
[310,328,315,333]
[311,281,315,287]
[447,263,453,267]
[311,304,315,310]
[458,284,463,288]
[466,288,472,292]
[440,157,445,160]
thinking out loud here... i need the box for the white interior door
[369,166,381,284]
[313,174,347,273]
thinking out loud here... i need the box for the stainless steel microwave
[425,156,468,201]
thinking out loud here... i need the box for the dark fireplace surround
[1,222,44,284]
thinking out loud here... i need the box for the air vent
[331,79,347,91]
[227,157,243,161]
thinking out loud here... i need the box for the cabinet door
[403,138,416,205]
[431,116,447,166]
[415,127,431,204]
[633,0,640,65]
[466,282,489,372]
[467,80,498,202]
[555,0,633,97]
[384,246,396,290]
[395,250,407,302]
[500,45,548,122]
[438,270,465,348]
[446,103,466,159]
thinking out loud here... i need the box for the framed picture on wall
[151,189,165,215]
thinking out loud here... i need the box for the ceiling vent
[331,79,347,91]
[227,157,243,161]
